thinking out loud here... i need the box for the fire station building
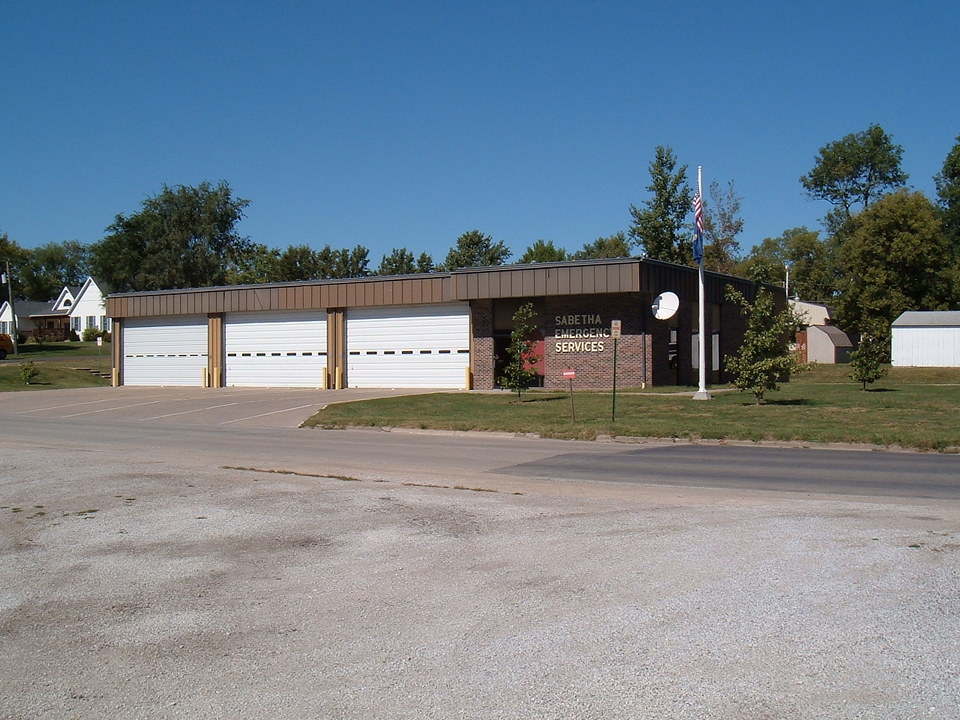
[105,258,772,390]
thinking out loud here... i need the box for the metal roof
[892,311,960,327]
[809,324,853,347]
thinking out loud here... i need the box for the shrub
[19,360,40,385]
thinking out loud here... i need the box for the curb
[310,423,959,454]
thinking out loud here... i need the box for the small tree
[849,323,889,390]
[498,303,540,401]
[19,360,40,385]
[725,286,801,405]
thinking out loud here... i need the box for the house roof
[892,311,960,328]
[11,300,58,318]
[809,324,853,347]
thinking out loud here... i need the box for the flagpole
[693,165,711,400]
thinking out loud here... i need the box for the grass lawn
[0,343,112,391]
[8,341,111,359]
[303,365,960,452]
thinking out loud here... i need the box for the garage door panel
[124,316,208,386]
[346,304,470,389]
[225,311,327,387]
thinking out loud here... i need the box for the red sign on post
[562,369,576,379]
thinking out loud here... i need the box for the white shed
[891,311,960,367]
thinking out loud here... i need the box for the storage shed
[891,311,960,367]
[806,325,853,364]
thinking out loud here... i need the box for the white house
[892,311,960,367]
[790,299,834,327]
[0,277,110,340]
[0,299,53,337]
[68,277,111,336]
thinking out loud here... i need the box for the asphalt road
[1,387,959,500]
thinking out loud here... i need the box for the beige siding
[105,260,758,319]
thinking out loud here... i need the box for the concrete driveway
[0,386,432,428]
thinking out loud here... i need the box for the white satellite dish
[652,291,679,320]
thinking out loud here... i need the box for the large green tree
[274,244,325,282]
[332,245,371,278]
[224,243,280,285]
[835,190,953,334]
[701,179,744,274]
[571,232,631,260]
[800,124,908,223]
[736,227,837,301]
[935,134,960,256]
[628,146,693,264]
[90,181,251,292]
[18,240,90,300]
[378,248,418,275]
[442,230,510,270]
[518,239,568,263]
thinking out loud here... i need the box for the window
[71,317,82,332]
[86,316,96,329]
[0,321,8,334]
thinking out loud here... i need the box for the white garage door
[124,316,208,386]
[225,311,327,387]
[346,303,470,389]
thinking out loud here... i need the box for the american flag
[692,191,704,265]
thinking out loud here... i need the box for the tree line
[3,127,959,351]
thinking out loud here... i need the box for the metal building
[105,258,772,390]
[892,311,960,367]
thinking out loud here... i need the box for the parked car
[0,333,13,360]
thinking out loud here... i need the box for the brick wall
[470,300,494,390]
[541,294,649,389]
[471,291,750,390]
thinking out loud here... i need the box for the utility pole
[4,260,18,356]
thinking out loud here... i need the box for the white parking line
[219,404,318,425]
[16,398,121,414]
[14,394,168,414]
[62,400,163,418]
[139,402,239,421]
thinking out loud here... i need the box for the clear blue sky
[3,1,958,266]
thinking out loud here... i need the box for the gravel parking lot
[2,439,959,719]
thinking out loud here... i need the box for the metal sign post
[5,260,19,356]
[562,369,576,422]
[610,320,621,422]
